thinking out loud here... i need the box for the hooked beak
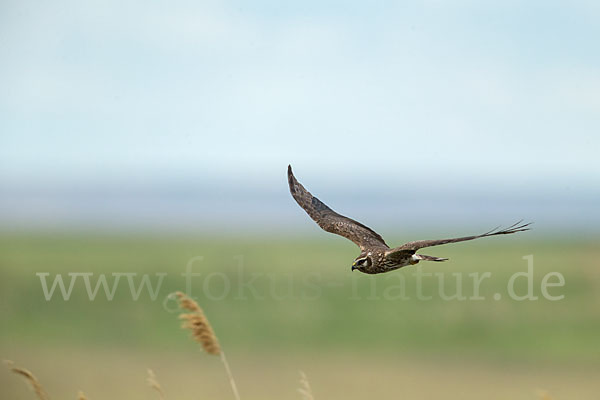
[351,261,357,271]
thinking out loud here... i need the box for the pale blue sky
[1,0,599,231]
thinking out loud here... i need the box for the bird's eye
[357,258,365,265]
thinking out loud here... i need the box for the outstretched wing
[385,221,531,258]
[287,165,388,250]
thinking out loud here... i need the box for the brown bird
[287,165,530,274]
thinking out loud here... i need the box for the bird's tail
[414,254,448,262]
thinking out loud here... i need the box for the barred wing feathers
[287,165,388,251]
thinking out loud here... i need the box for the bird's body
[354,248,408,275]
[354,249,448,274]
[287,165,530,275]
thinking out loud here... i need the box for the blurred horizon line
[1,174,598,235]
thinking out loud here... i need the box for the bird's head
[351,253,372,272]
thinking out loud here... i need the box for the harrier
[287,165,530,275]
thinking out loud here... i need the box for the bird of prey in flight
[287,165,530,275]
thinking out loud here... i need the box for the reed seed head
[174,291,221,355]
[146,369,165,400]
[5,361,50,400]
[298,370,315,400]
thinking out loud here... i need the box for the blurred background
[1,0,599,399]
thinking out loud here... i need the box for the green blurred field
[1,233,599,399]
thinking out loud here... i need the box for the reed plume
[176,291,221,355]
[297,371,315,400]
[172,291,240,400]
[146,369,165,400]
[5,360,50,400]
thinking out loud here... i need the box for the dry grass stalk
[146,369,166,400]
[175,291,221,355]
[297,371,315,400]
[77,390,89,400]
[4,360,50,400]
[172,291,240,400]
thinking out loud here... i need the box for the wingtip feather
[287,165,296,191]
[488,221,533,236]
